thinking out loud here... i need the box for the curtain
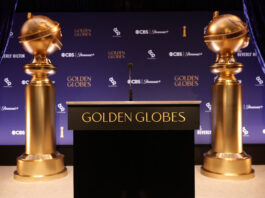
[243,0,265,74]
[0,0,18,64]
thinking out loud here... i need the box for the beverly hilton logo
[2,53,25,59]
[196,125,211,135]
[3,78,12,88]
[237,50,257,57]
[147,50,156,59]
[174,75,199,87]
[108,77,117,87]
[113,27,121,38]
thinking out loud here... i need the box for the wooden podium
[67,101,200,198]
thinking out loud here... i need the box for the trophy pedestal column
[14,64,67,182]
[201,65,254,180]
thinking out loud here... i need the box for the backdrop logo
[205,102,211,112]
[135,29,169,35]
[113,27,121,38]
[2,53,25,59]
[11,130,25,136]
[196,126,211,135]
[74,28,92,37]
[182,25,187,38]
[1,106,19,111]
[57,103,66,113]
[9,31,14,38]
[108,50,125,59]
[255,76,264,86]
[108,77,117,87]
[147,50,156,59]
[21,80,30,85]
[61,52,95,58]
[174,75,199,87]
[169,51,203,57]
[67,76,92,88]
[237,50,257,57]
[127,79,161,85]
[60,126,64,138]
[243,126,249,137]
[3,78,12,88]
[243,104,263,110]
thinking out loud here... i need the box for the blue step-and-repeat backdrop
[0,12,264,145]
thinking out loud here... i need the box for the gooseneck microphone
[128,63,133,101]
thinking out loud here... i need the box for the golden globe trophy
[14,13,67,181]
[201,11,254,180]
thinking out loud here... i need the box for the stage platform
[0,165,265,198]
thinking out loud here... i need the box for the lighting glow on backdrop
[0,12,264,145]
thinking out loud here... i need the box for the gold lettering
[151,112,162,122]
[135,112,145,122]
[179,112,186,122]
[118,112,124,122]
[124,112,133,122]
[102,112,108,123]
[92,112,102,122]
[81,112,91,123]
[162,112,171,122]
[109,112,117,122]
[172,112,179,122]
[145,112,150,122]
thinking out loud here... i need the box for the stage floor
[0,165,265,198]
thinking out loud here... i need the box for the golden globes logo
[108,50,125,59]
[82,111,186,123]
[174,75,199,87]
[67,76,92,87]
[74,28,92,37]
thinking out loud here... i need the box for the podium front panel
[68,101,200,198]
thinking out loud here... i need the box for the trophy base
[14,151,67,182]
[201,150,254,180]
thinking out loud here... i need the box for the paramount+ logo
[174,75,199,87]
[67,76,92,88]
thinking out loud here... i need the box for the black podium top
[67,101,201,131]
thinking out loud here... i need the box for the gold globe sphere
[18,13,62,56]
[204,11,249,55]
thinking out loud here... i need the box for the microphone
[128,63,133,101]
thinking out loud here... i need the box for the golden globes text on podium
[14,13,67,181]
[201,11,254,180]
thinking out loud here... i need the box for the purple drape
[243,0,265,74]
[0,0,18,64]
